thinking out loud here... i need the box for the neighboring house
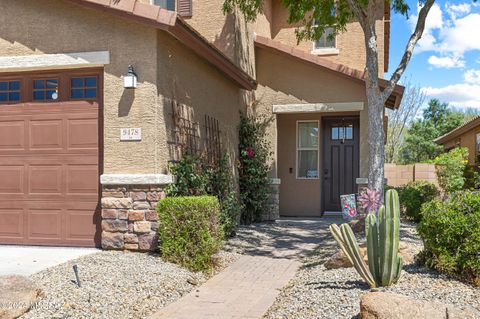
[189,0,404,217]
[0,0,403,250]
[0,0,255,249]
[435,116,480,165]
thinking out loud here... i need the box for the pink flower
[246,147,255,158]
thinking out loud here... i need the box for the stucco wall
[442,128,480,165]
[0,0,245,175]
[255,47,370,216]
[188,0,256,77]
[268,0,385,75]
[156,31,245,173]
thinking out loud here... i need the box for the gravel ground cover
[21,250,238,319]
[263,222,480,319]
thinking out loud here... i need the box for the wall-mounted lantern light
[123,65,137,89]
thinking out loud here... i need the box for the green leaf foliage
[399,99,472,164]
[238,113,273,224]
[418,191,480,286]
[157,196,224,273]
[434,147,469,194]
[223,0,412,44]
[394,181,439,222]
[166,153,242,236]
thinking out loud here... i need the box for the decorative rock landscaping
[263,222,480,319]
[19,250,238,319]
[101,184,166,251]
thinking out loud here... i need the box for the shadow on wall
[118,88,135,117]
[213,13,237,63]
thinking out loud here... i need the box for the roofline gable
[254,35,404,109]
[64,0,257,90]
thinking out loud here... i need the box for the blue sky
[386,0,480,108]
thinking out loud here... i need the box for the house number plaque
[120,128,142,141]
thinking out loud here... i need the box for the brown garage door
[0,69,102,247]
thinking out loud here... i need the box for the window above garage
[0,80,21,103]
[0,70,101,104]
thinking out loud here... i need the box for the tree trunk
[363,26,385,197]
[367,88,385,195]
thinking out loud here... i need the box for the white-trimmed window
[152,0,176,11]
[297,121,319,179]
[315,27,336,49]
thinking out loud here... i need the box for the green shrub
[166,155,207,196]
[434,147,469,193]
[238,113,273,224]
[167,153,241,235]
[418,191,480,285]
[397,181,438,222]
[204,154,242,236]
[157,196,224,273]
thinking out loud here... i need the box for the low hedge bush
[157,196,224,273]
[418,191,480,285]
[397,181,439,222]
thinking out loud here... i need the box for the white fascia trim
[0,51,110,72]
[101,174,174,185]
[311,48,340,55]
[273,102,364,114]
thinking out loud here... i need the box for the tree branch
[382,0,435,101]
[345,0,368,28]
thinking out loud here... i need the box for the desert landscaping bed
[263,222,480,319]
[19,250,238,319]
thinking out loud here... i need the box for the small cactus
[329,189,403,288]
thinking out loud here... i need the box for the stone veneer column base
[262,178,280,221]
[101,184,166,251]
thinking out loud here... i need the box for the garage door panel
[0,165,24,194]
[65,209,98,242]
[0,120,25,151]
[27,209,62,240]
[29,165,63,195]
[0,209,24,239]
[29,119,64,151]
[68,119,98,150]
[67,165,98,195]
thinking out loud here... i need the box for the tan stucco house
[0,0,403,250]
[435,116,480,165]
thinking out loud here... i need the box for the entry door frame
[321,116,360,213]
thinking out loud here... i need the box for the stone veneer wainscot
[100,174,174,251]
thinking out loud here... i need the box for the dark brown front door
[323,117,360,212]
[0,69,102,247]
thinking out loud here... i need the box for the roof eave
[63,0,257,91]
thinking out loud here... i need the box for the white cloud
[423,84,480,108]
[446,3,471,19]
[428,55,465,68]
[464,69,480,84]
[439,13,480,54]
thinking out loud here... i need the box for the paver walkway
[150,218,336,319]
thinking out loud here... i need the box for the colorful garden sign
[340,194,357,220]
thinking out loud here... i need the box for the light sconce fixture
[123,65,137,89]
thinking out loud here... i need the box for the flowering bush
[238,113,272,224]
